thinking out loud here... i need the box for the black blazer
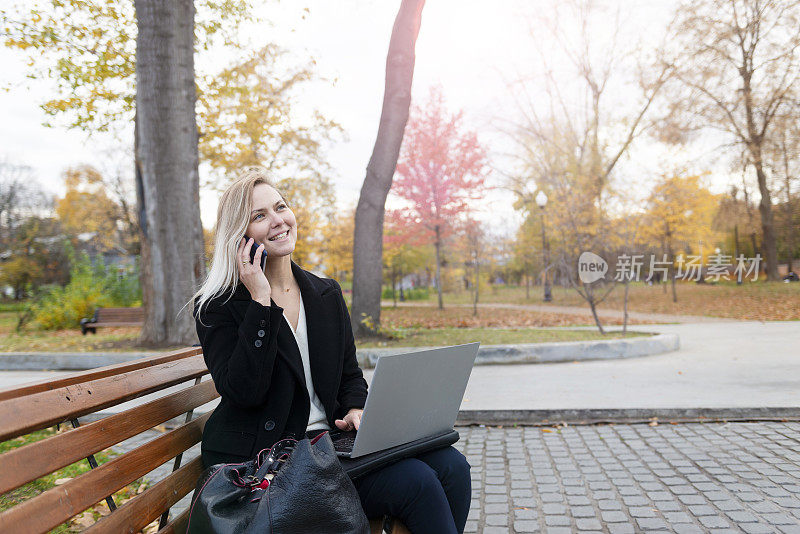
[194,259,368,467]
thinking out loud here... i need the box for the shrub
[29,253,141,330]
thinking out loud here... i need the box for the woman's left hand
[334,408,363,431]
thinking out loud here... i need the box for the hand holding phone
[244,234,268,271]
[238,236,271,304]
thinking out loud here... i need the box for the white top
[285,294,330,432]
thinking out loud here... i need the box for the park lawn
[0,311,179,352]
[0,311,17,332]
[0,301,27,313]
[0,302,648,352]
[0,426,149,532]
[432,281,800,321]
[0,304,646,352]
[378,304,653,328]
[0,324,177,353]
[357,327,648,348]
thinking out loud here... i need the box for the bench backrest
[94,307,145,323]
[0,347,218,533]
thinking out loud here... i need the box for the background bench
[81,307,144,335]
[0,347,214,533]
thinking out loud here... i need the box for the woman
[191,167,472,534]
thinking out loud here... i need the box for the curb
[455,407,800,426]
[79,407,800,428]
[355,333,679,369]
[0,352,163,370]
[0,333,679,371]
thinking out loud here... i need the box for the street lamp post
[535,190,552,302]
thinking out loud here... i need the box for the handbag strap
[254,437,297,479]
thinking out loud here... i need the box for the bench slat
[0,347,202,401]
[85,456,204,534]
[0,412,209,534]
[0,356,208,441]
[0,379,219,494]
[95,308,144,317]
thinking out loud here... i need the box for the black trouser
[355,446,471,533]
[306,431,471,534]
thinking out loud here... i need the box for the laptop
[328,342,479,459]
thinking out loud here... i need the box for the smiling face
[246,183,297,257]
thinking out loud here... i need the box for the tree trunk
[588,296,605,335]
[734,224,743,285]
[434,225,444,310]
[351,0,425,338]
[391,265,397,307]
[622,279,630,335]
[525,262,530,299]
[472,249,479,317]
[666,223,677,303]
[752,158,779,280]
[135,0,204,346]
[782,145,795,274]
[670,259,677,303]
[525,271,530,299]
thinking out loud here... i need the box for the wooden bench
[0,347,213,533]
[81,307,144,335]
[0,347,402,534]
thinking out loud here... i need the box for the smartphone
[244,235,267,271]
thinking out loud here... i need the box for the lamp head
[535,190,548,208]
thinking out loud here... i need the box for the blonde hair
[189,167,289,321]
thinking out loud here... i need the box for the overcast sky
[1,0,717,239]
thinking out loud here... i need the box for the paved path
[451,321,800,410]
[2,321,799,411]
[379,300,735,324]
[460,421,800,533]
[126,421,800,533]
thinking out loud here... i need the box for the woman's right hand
[238,237,272,305]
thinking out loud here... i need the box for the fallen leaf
[95,500,111,516]
[55,477,72,485]
[71,511,96,528]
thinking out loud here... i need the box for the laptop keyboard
[329,429,357,454]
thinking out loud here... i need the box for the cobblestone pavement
[454,422,800,534]
[117,421,800,533]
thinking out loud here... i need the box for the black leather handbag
[186,431,370,534]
